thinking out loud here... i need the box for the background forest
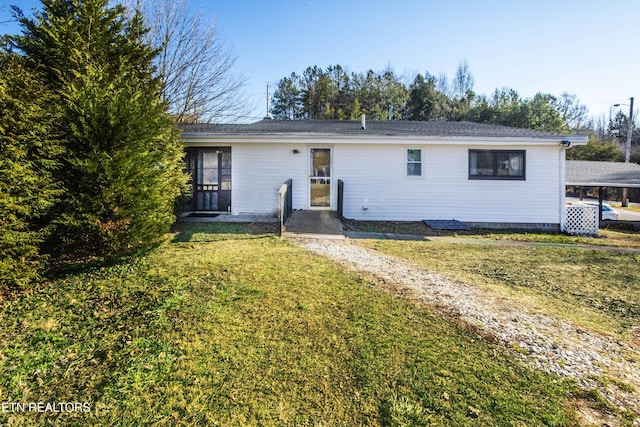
[269,63,639,163]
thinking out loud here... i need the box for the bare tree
[554,92,589,130]
[435,71,451,98]
[122,0,248,123]
[452,59,474,99]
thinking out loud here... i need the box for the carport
[566,160,640,221]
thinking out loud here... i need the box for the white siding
[231,143,307,215]
[190,140,563,225]
[334,144,562,224]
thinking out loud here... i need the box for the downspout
[559,141,571,232]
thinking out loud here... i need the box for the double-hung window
[407,149,422,177]
[469,150,525,180]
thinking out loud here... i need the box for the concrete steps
[283,210,345,239]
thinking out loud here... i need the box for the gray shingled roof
[566,160,640,188]
[181,119,582,139]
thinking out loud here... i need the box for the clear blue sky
[2,0,639,123]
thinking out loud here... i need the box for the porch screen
[185,148,231,211]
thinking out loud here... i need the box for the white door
[309,148,331,209]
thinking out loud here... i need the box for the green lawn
[460,229,640,249]
[0,223,584,426]
[356,238,640,338]
[346,219,640,249]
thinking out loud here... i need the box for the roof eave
[566,181,640,188]
[181,133,588,146]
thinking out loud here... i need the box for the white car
[583,203,620,220]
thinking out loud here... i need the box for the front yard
[0,223,585,426]
[356,235,640,338]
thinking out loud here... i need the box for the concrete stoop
[283,210,345,239]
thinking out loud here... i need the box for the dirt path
[292,238,640,426]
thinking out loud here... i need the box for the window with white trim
[407,149,422,176]
[469,150,525,180]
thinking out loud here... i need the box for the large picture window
[469,150,525,180]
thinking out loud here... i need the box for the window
[407,149,422,176]
[469,150,525,180]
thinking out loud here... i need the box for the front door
[310,148,331,208]
[185,147,231,211]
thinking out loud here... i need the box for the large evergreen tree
[406,72,451,121]
[10,0,188,258]
[271,65,409,121]
[271,74,304,120]
[468,89,566,132]
[0,53,61,291]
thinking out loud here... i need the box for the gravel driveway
[292,237,640,425]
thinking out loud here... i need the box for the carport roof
[566,160,640,188]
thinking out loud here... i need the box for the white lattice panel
[563,205,598,236]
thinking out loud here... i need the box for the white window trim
[406,148,423,178]
[308,146,334,210]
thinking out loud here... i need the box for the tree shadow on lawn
[45,244,160,280]
[170,221,278,243]
[37,223,275,287]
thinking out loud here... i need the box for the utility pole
[264,83,272,120]
[614,97,634,207]
[625,97,634,163]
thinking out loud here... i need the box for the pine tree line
[271,64,639,162]
[270,63,589,133]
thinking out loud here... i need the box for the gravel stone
[293,237,640,424]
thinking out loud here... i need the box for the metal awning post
[598,186,604,222]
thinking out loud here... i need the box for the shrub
[12,0,189,260]
[0,54,61,292]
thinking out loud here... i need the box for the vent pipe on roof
[361,114,366,130]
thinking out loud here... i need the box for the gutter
[181,133,589,146]
[566,181,640,189]
[560,146,567,231]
